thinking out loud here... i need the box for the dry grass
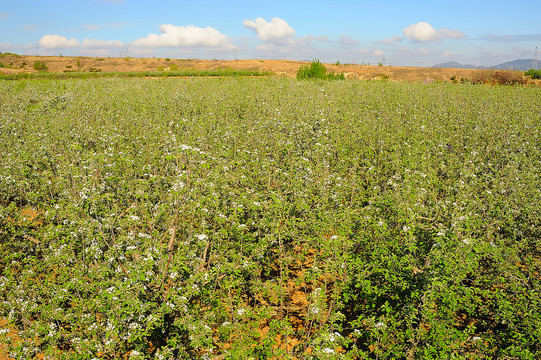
[1,54,538,84]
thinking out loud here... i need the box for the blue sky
[1,0,540,66]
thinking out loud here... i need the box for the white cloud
[84,24,101,31]
[38,34,80,49]
[339,35,360,46]
[243,17,295,42]
[82,22,126,31]
[437,28,467,40]
[379,35,404,45]
[132,24,233,48]
[483,34,541,42]
[21,25,38,31]
[402,22,465,42]
[83,38,124,49]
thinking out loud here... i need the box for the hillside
[433,58,539,71]
[1,53,536,84]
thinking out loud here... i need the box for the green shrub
[169,64,179,71]
[525,68,541,79]
[296,59,345,80]
[33,61,48,71]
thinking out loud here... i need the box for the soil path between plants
[0,318,13,360]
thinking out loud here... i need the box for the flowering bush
[0,78,540,358]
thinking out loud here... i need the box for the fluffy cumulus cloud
[132,24,233,48]
[402,22,465,42]
[38,34,80,49]
[243,17,295,42]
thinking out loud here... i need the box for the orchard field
[0,77,540,359]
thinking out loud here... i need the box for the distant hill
[433,59,539,71]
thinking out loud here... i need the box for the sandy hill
[0,53,538,84]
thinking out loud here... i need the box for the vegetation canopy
[0,77,540,359]
[525,68,541,79]
[296,59,345,80]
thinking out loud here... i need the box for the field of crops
[1,77,540,359]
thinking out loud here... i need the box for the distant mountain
[433,59,539,71]
[433,61,480,69]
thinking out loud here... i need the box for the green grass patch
[0,69,273,80]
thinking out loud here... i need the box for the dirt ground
[2,54,539,84]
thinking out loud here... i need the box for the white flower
[322,348,334,354]
[237,308,245,316]
[172,180,185,191]
[166,302,175,310]
[403,225,410,232]
[375,322,386,329]
[195,234,208,241]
